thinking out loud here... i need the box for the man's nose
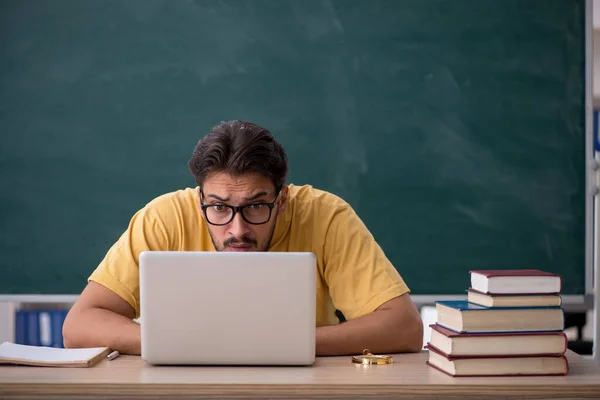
[227,212,251,237]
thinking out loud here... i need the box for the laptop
[139,251,317,366]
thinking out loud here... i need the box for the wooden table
[1,350,600,399]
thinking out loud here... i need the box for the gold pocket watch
[351,349,393,365]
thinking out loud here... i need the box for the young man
[63,120,423,356]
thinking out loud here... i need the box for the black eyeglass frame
[200,190,281,226]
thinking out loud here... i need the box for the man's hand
[62,281,141,355]
[315,294,423,356]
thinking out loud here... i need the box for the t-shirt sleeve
[322,204,410,321]
[88,206,170,319]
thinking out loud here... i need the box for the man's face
[199,172,287,252]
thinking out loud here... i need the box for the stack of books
[426,269,569,377]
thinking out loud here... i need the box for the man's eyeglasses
[200,192,280,226]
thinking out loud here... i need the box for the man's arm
[316,294,423,356]
[62,281,141,355]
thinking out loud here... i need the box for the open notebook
[0,342,110,367]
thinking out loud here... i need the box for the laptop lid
[139,251,317,365]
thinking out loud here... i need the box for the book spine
[26,310,40,346]
[51,310,67,348]
[39,311,52,347]
[15,310,27,345]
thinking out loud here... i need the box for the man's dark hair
[188,120,288,192]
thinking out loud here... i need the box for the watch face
[351,350,393,365]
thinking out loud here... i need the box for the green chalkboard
[0,0,586,295]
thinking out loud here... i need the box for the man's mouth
[223,235,257,252]
[227,244,252,252]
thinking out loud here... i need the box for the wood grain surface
[1,350,599,399]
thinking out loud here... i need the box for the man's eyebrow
[205,193,230,201]
[204,192,269,202]
[244,191,268,201]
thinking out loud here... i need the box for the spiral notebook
[0,342,110,367]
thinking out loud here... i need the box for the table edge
[2,383,600,396]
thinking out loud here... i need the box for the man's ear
[277,185,289,215]
[197,187,206,220]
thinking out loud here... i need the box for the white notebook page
[0,342,108,363]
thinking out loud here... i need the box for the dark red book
[466,288,562,307]
[469,269,562,294]
[428,324,567,357]
[425,344,569,377]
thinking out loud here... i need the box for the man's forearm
[63,307,141,355]
[316,310,423,356]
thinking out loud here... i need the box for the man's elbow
[63,336,76,349]
[405,314,424,352]
[62,309,85,348]
[397,313,424,353]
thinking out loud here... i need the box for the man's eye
[214,205,226,212]
[250,204,264,210]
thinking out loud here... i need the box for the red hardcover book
[466,288,562,307]
[425,344,569,377]
[469,269,562,294]
[428,324,567,357]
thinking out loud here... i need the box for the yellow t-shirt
[89,184,410,326]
